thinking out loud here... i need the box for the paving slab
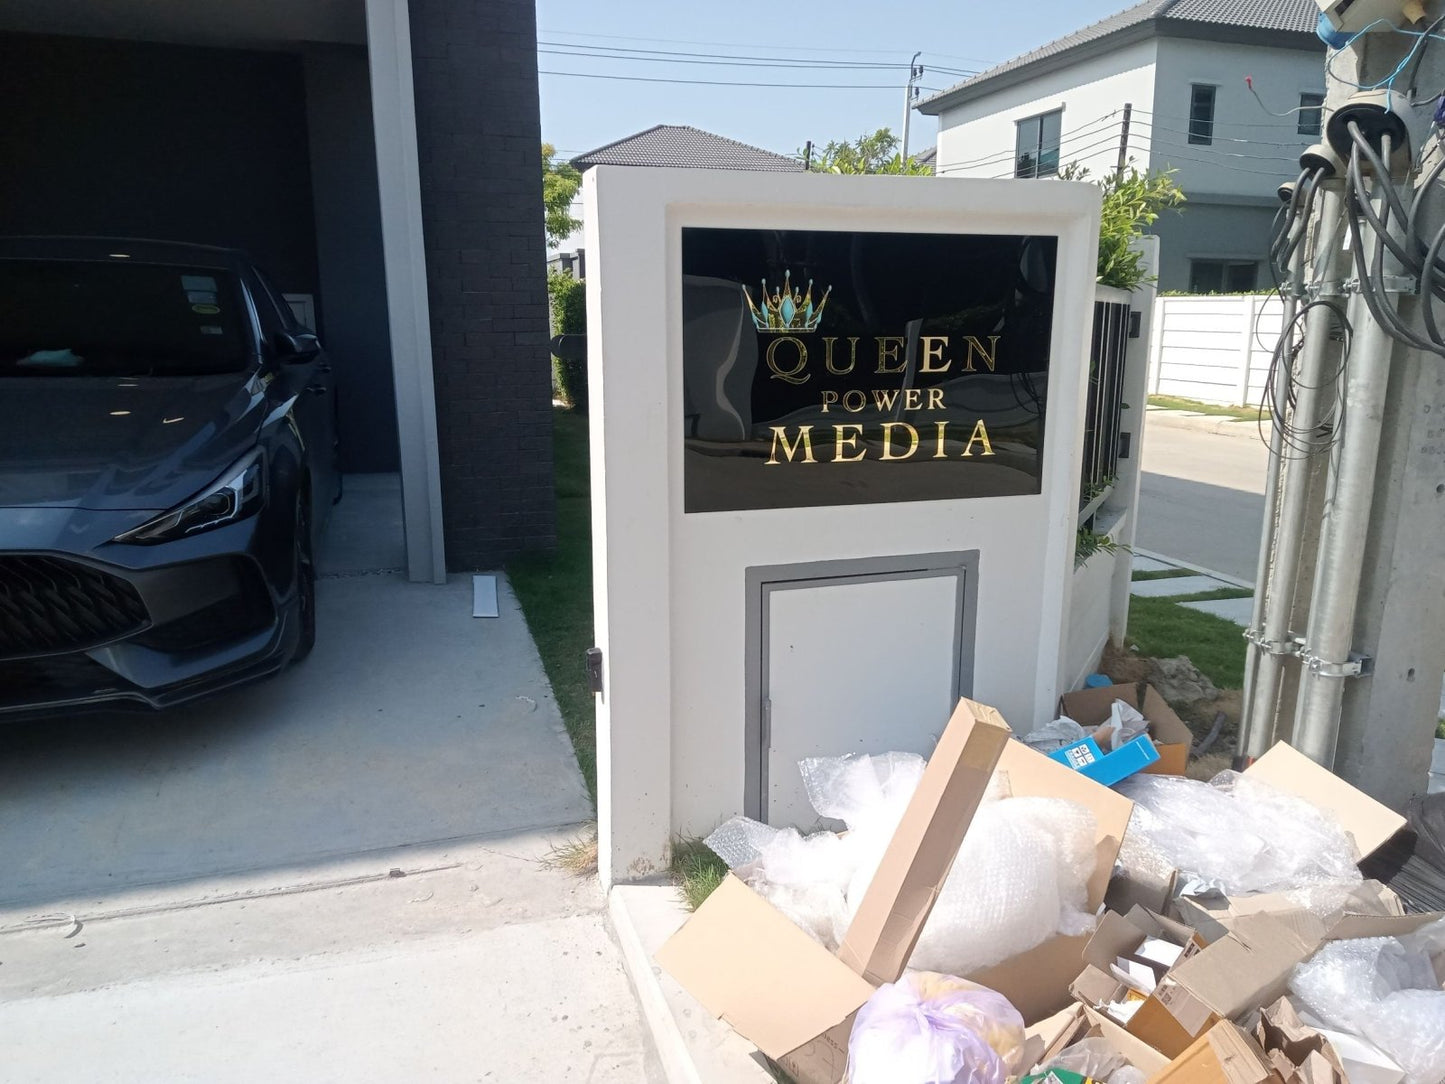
[1,910,651,1084]
[1130,554,1180,575]
[1180,594,1256,626]
[610,884,774,1084]
[1129,574,1233,598]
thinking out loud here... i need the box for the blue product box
[1047,734,1160,787]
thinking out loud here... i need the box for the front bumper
[0,506,301,719]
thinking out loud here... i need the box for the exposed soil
[1097,641,1242,779]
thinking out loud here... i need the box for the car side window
[248,274,287,349]
[254,268,302,332]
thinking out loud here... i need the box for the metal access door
[747,552,978,828]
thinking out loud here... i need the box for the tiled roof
[918,0,1319,112]
[570,124,803,172]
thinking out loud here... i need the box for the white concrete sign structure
[584,168,1101,886]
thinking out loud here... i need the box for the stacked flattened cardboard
[656,696,1442,1083]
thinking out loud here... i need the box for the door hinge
[585,647,604,695]
[761,697,772,748]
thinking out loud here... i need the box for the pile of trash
[705,752,1098,975]
[655,689,1445,1084]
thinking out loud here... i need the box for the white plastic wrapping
[1288,919,1445,1084]
[1117,770,1363,896]
[1019,716,1086,754]
[704,752,1098,973]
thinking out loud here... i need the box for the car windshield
[0,258,251,377]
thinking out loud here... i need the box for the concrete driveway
[0,477,655,1081]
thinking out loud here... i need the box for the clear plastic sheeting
[704,753,1098,973]
[1042,1038,1147,1084]
[1288,918,1445,1084]
[846,972,1026,1084]
[1019,716,1086,754]
[1117,770,1363,896]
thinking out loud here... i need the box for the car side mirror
[275,330,321,362]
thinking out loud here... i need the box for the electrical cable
[536,69,909,88]
[536,29,996,66]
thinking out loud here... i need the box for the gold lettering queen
[741,270,831,333]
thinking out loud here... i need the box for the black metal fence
[1080,297,1132,510]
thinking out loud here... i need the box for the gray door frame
[743,550,980,821]
[364,0,447,584]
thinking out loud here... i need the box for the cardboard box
[1153,1020,1285,1084]
[1108,740,1411,917]
[1028,1003,1170,1079]
[1049,734,1161,786]
[654,698,1134,1084]
[1058,682,1194,777]
[1173,879,1404,945]
[1255,996,1403,1084]
[1069,905,1208,1057]
[1145,909,1445,1059]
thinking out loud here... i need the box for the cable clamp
[1313,279,1350,298]
[1244,627,1300,657]
[1299,650,1374,678]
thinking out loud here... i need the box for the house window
[1188,85,1216,145]
[1189,259,1258,294]
[1298,92,1325,136]
[1015,109,1062,178]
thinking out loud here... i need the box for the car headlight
[114,449,267,544]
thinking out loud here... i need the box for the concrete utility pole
[1115,102,1133,181]
[1240,5,1445,808]
[901,52,922,162]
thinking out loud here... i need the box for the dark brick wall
[409,0,557,569]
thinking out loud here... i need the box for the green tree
[802,128,932,175]
[542,142,582,248]
[1061,162,1185,290]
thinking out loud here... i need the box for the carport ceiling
[0,0,364,49]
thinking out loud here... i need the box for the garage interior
[0,8,596,1026]
[0,2,408,574]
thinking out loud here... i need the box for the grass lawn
[1126,589,1251,690]
[1148,394,1267,422]
[506,408,597,802]
[1131,568,1196,581]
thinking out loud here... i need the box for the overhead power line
[535,27,997,67]
[537,69,907,89]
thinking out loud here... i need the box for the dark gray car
[0,237,340,718]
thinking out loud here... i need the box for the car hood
[0,373,271,511]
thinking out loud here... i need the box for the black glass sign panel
[681,228,1058,513]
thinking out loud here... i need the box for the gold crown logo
[741,270,831,333]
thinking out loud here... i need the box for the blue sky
[536,0,1135,161]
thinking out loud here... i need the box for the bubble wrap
[1117,770,1363,896]
[704,752,1097,970]
[895,797,1098,975]
[1289,920,1445,1084]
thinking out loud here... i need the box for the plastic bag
[1104,699,1148,751]
[1046,1037,1127,1078]
[847,972,1025,1084]
[1288,919,1445,1084]
[1117,770,1363,896]
[1020,716,1087,754]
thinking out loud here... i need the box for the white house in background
[916,0,1324,293]
[548,125,803,268]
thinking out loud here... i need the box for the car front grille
[0,555,149,660]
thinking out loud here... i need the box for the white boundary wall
[1147,293,1285,407]
[584,167,1101,886]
